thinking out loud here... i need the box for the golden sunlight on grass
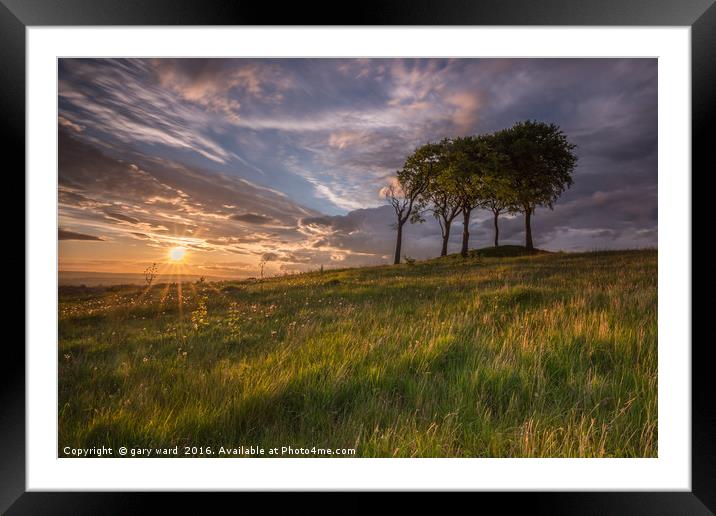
[58,249,657,458]
[168,246,187,262]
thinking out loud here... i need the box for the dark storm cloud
[59,58,658,271]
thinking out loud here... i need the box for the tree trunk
[461,209,471,258]
[493,211,500,247]
[394,222,403,264]
[440,221,451,257]
[524,207,534,252]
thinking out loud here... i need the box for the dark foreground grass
[58,249,657,457]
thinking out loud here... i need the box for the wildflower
[227,301,241,338]
[191,294,209,330]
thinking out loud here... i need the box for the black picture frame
[5,0,710,512]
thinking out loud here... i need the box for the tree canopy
[493,120,577,213]
[384,119,577,259]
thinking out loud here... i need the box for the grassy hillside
[58,249,657,457]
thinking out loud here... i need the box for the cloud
[298,205,456,260]
[309,181,368,212]
[230,213,277,225]
[59,228,103,241]
[446,91,482,132]
[151,59,294,109]
[59,59,239,164]
[480,187,658,250]
[58,129,322,264]
[58,115,84,133]
[105,211,141,224]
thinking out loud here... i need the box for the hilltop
[58,249,657,458]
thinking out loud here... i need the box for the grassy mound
[58,250,657,458]
[468,244,549,258]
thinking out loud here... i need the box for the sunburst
[168,246,187,262]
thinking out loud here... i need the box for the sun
[168,246,187,262]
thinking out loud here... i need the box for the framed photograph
[7,0,711,510]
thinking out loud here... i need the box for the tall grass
[58,249,657,457]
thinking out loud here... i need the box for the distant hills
[58,270,233,287]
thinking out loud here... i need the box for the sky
[58,58,657,279]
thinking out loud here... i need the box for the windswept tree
[414,139,461,256]
[449,135,501,257]
[383,143,438,264]
[493,120,577,252]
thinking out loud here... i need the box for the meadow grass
[58,248,657,457]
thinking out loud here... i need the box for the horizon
[58,58,658,279]
[59,246,658,286]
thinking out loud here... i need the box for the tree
[414,139,461,256]
[480,167,513,247]
[494,120,577,252]
[383,181,411,265]
[383,143,438,264]
[259,252,278,279]
[427,177,463,257]
[448,135,500,257]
